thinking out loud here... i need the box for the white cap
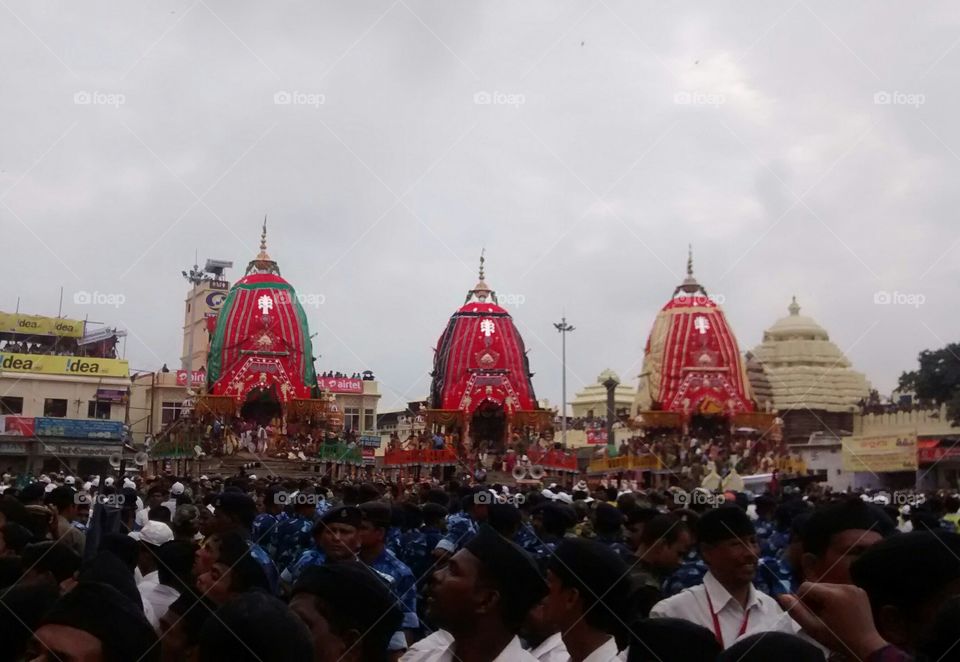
[44,483,56,493]
[39,474,51,484]
[91,477,101,487]
[170,481,185,495]
[123,478,136,490]
[128,521,174,547]
[200,475,209,481]
[64,476,76,486]
[104,477,115,487]
[82,482,93,492]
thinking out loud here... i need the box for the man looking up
[404,525,547,661]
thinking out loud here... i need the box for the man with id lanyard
[649,505,799,649]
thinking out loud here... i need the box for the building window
[0,397,23,415]
[87,400,111,419]
[363,409,375,432]
[161,401,183,426]
[43,398,68,417]
[344,407,360,431]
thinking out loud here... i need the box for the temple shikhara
[634,248,755,422]
[587,249,790,488]
[206,223,318,411]
[149,223,351,474]
[384,255,575,479]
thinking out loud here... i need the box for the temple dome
[749,298,870,412]
[206,221,317,402]
[429,255,537,413]
[634,248,754,415]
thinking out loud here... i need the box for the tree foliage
[898,343,960,425]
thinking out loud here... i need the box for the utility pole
[553,316,575,448]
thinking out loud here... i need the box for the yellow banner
[843,432,918,473]
[0,353,129,378]
[0,313,84,338]
[588,454,662,473]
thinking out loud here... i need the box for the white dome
[750,298,870,412]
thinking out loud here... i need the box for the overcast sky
[2,1,958,412]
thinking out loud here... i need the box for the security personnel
[358,501,419,642]
[280,505,362,588]
[272,489,316,571]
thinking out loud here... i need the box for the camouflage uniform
[754,555,796,597]
[386,526,403,557]
[662,549,708,597]
[272,514,314,572]
[513,521,539,554]
[369,549,420,632]
[434,512,479,555]
[252,512,280,557]
[247,540,280,596]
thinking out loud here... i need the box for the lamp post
[553,317,574,449]
[601,371,620,455]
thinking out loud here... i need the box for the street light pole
[553,316,574,449]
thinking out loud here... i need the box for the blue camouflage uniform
[247,541,280,596]
[435,512,479,554]
[369,549,420,632]
[314,499,332,518]
[252,512,280,557]
[514,521,539,554]
[280,548,326,587]
[594,533,635,564]
[386,526,403,557]
[273,514,314,571]
[762,528,791,558]
[754,554,797,597]
[754,518,775,554]
[662,549,708,597]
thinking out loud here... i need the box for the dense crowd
[1,469,959,661]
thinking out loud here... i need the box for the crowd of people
[1,467,959,661]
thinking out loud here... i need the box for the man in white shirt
[520,596,569,661]
[138,539,193,626]
[401,525,547,662]
[541,538,631,662]
[650,505,798,649]
[129,520,175,628]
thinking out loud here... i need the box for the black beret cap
[421,502,448,522]
[40,582,159,662]
[696,505,755,545]
[359,501,392,528]
[214,490,256,514]
[851,530,960,611]
[594,503,625,529]
[464,525,547,617]
[549,538,631,613]
[315,505,361,532]
[292,561,402,635]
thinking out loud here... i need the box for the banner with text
[842,431,918,473]
[34,417,124,440]
[0,313,84,338]
[176,370,207,387]
[318,377,363,394]
[0,353,129,378]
